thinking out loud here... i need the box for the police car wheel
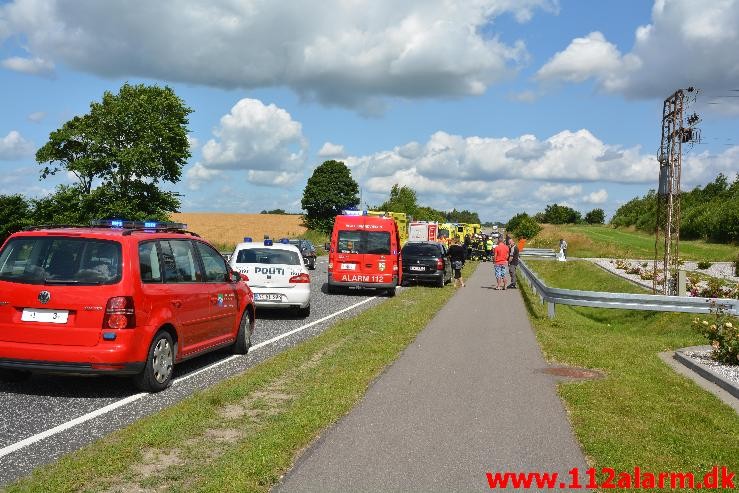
[298,304,311,317]
[233,309,253,355]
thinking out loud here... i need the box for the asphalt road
[276,264,587,492]
[0,256,386,486]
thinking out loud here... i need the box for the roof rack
[23,224,87,231]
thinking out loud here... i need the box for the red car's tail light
[289,273,310,283]
[104,296,135,329]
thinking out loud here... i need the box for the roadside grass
[520,259,739,491]
[4,263,476,493]
[528,224,737,261]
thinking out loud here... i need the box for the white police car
[229,238,311,317]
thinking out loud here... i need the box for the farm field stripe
[0,296,376,460]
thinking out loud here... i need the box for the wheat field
[170,213,307,250]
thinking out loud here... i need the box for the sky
[0,0,738,223]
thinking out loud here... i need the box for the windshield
[337,231,391,255]
[235,248,300,265]
[402,243,442,257]
[0,237,122,285]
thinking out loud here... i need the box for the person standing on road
[448,237,466,288]
[485,235,494,262]
[463,234,471,260]
[559,238,568,260]
[493,236,509,290]
[507,237,520,289]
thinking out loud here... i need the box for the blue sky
[0,0,737,223]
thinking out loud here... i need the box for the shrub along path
[275,265,587,492]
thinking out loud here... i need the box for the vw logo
[38,291,51,304]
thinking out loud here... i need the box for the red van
[327,214,402,296]
[0,220,255,392]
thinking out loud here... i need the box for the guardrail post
[547,302,555,319]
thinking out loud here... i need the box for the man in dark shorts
[448,237,466,288]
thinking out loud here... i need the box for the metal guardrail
[519,248,557,258]
[518,259,739,319]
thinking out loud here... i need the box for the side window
[195,242,228,283]
[138,241,162,283]
[170,240,201,282]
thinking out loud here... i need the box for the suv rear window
[235,248,300,265]
[337,231,391,255]
[402,243,442,257]
[0,237,122,285]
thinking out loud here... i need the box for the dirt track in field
[170,213,307,249]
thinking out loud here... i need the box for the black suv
[289,239,317,270]
[400,241,451,287]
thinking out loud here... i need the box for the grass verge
[528,224,737,261]
[520,259,739,491]
[4,263,476,493]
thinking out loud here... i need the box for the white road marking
[0,296,377,459]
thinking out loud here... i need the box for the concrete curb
[673,346,739,400]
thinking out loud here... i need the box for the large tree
[0,194,32,243]
[301,160,359,233]
[35,83,192,223]
[378,184,418,216]
[584,208,606,225]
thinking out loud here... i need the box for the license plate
[254,293,282,301]
[341,263,356,270]
[409,266,425,271]
[21,308,69,324]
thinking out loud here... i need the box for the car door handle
[171,300,182,308]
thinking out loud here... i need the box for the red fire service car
[327,212,402,296]
[0,220,255,392]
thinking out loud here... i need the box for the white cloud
[0,0,557,110]
[346,130,739,220]
[582,189,608,204]
[318,142,346,158]
[536,183,582,200]
[536,1,739,106]
[0,130,34,160]
[1,56,54,76]
[187,98,307,189]
[27,111,46,123]
[508,90,539,103]
[187,134,199,151]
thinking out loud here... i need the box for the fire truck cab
[327,214,402,296]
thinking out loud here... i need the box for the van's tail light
[289,273,310,283]
[393,264,398,271]
[436,259,444,270]
[104,296,135,329]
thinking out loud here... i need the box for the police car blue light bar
[280,238,290,244]
[264,239,274,246]
[243,237,253,242]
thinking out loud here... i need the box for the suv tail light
[436,258,444,270]
[103,296,135,329]
[289,273,310,283]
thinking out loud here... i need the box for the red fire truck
[327,214,402,296]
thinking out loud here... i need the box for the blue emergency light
[243,237,253,243]
[91,219,188,230]
[264,239,274,246]
[280,238,290,244]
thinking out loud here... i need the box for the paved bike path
[276,264,587,492]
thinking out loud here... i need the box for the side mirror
[229,271,242,283]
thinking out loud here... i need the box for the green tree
[301,160,359,233]
[584,208,606,224]
[0,194,32,243]
[378,184,418,217]
[35,83,192,223]
[506,212,542,239]
[537,203,582,224]
[445,208,481,224]
[414,205,446,223]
